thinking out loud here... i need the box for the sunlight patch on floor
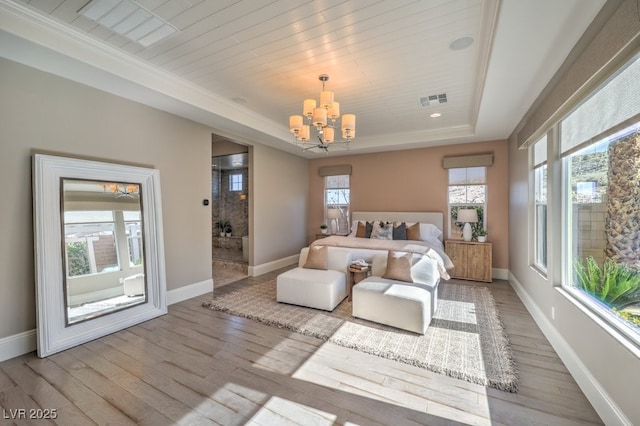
[245,396,337,425]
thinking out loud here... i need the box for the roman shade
[319,165,352,176]
[442,154,493,169]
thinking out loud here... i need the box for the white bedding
[310,235,453,280]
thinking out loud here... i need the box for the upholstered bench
[277,246,351,311]
[352,253,440,334]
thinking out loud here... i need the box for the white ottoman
[276,247,351,311]
[352,256,440,334]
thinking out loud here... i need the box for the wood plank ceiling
[4,0,606,155]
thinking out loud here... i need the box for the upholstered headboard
[351,211,444,235]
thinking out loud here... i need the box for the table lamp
[327,208,341,234]
[457,209,478,242]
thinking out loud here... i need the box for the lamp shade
[328,102,340,120]
[341,114,356,131]
[289,115,303,133]
[457,209,478,223]
[303,99,316,117]
[323,127,335,143]
[320,90,334,108]
[298,125,310,141]
[327,208,341,219]
[313,107,327,127]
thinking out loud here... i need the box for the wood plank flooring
[0,268,603,425]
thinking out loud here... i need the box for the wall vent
[420,93,447,107]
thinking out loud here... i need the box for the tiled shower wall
[212,166,249,244]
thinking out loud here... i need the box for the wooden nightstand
[444,240,492,282]
[347,265,370,301]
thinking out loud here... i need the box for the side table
[348,265,370,301]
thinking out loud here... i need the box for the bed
[311,211,453,280]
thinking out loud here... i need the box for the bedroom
[1,0,639,424]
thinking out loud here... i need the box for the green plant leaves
[574,256,640,309]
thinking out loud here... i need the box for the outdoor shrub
[574,256,640,309]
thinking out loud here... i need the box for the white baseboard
[167,278,213,305]
[492,268,508,280]
[249,254,298,277]
[0,329,37,362]
[508,272,631,426]
[0,279,214,362]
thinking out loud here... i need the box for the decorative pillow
[406,222,421,240]
[347,220,359,237]
[382,251,413,282]
[419,223,443,241]
[365,221,374,238]
[303,245,328,270]
[392,222,407,240]
[371,221,393,240]
[355,221,367,238]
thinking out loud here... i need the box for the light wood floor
[0,269,603,425]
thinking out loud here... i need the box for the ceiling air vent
[420,93,448,107]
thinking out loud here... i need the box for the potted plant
[320,224,329,234]
[476,228,487,242]
[215,220,230,237]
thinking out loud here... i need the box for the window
[533,135,548,271]
[63,211,119,277]
[124,211,143,266]
[324,175,350,234]
[448,167,486,239]
[229,173,243,192]
[559,52,640,345]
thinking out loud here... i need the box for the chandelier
[288,74,356,151]
[101,183,140,198]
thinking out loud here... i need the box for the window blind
[319,165,352,176]
[442,154,493,169]
[560,54,640,154]
[533,135,547,166]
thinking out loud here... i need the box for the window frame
[324,174,350,235]
[447,167,487,240]
[541,50,640,352]
[532,135,548,274]
[229,173,243,192]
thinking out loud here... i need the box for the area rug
[202,279,518,392]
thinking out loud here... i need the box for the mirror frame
[33,154,167,357]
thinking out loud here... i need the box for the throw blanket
[311,236,453,280]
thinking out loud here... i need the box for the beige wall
[0,57,213,339]
[251,143,309,266]
[308,140,509,269]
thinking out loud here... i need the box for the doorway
[211,138,249,286]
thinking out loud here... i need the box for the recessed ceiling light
[430,113,442,118]
[449,36,474,51]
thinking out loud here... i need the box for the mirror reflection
[62,179,146,325]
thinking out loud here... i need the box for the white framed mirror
[33,154,167,357]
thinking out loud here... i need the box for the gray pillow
[393,222,407,240]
